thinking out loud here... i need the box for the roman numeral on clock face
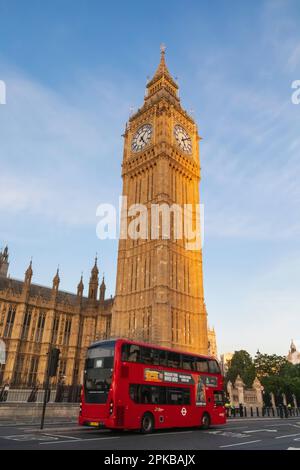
[131,124,153,152]
[174,125,192,154]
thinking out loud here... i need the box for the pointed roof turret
[144,45,179,103]
[147,44,178,90]
[99,274,106,302]
[290,339,297,354]
[52,267,60,290]
[23,259,33,292]
[77,273,84,297]
[2,245,8,261]
[25,259,33,281]
[0,245,9,278]
[89,256,99,301]
[91,256,99,277]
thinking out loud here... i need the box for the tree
[226,350,255,388]
[280,362,300,379]
[254,351,288,378]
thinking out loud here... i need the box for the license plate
[89,422,99,427]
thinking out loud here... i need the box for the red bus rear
[79,338,226,432]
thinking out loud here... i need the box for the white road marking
[210,426,249,433]
[2,434,59,442]
[39,436,121,445]
[222,426,249,431]
[244,429,277,434]
[287,447,300,450]
[43,433,80,440]
[268,423,299,427]
[275,433,300,439]
[209,431,249,439]
[220,440,261,448]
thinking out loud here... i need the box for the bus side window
[128,345,140,363]
[121,344,129,361]
[167,387,190,405]
[195,358,208,373]
[151,386,160,404]
[214,391,224,406]
[130,384,142,403]
[141,347,152,364]
[152,349,160,365]
[182,355,195,371]
[141,385,151,404]
[159,386,167,404]
[167,352,181,368]
[159,350,167,366]
[208,360,220,374]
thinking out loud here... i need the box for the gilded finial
[160,43,166,54]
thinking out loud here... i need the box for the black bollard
[251,407,253,417]
[279,405,284,418]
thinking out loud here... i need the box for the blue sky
[0,0,299,356]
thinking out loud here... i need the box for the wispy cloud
[0,64,134,227]
[187,5,300,242]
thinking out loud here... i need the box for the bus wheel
[200,413,210,430]
[141,413,154,434]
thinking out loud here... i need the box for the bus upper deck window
[141,347,152,364]
[128,345,140,362]
[208,360,220,374]
[195,358,208,373]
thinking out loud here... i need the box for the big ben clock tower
[111,46,208,354]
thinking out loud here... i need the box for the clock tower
[111,46,208,354]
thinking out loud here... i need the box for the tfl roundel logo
[181,407,187,416]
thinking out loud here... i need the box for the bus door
[212,390,225,421]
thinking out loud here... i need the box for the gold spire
[147,44,178,90]
[53,267,60,287]
[25,259,33,278]
[77,273,84,297]
[91,255,99,276]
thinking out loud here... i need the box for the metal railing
[0,384,81,403]
[226,406,300,418]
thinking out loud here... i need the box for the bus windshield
[84,341,115,404]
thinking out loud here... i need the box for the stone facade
[220,352,233,376]
[0,250,113,387]
[287,340,300,365]
[227,375,264,409]
[0,49,214,387]
[208,326,217,358]
[111,47,208,354]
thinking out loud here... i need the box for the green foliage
[261,376,300,403]
[226,350,255,388]
[226,349,300,402]
[280,362,300,378]
[254,352,288,378]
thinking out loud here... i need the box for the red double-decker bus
[79,338,226,433]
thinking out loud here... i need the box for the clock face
[131,124,152,152]
[174,125,192,154]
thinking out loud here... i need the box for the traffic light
[48,347,60,377]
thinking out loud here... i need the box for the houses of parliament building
[0,48,217,388]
